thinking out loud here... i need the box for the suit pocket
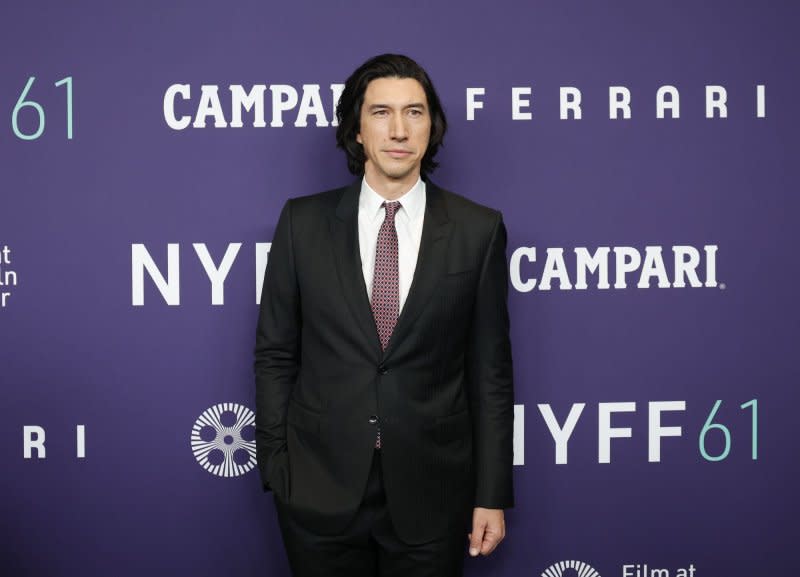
[443,267,477,291]
[431,408,471,444]
[445,267,475,277]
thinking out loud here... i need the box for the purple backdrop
[1,1,797,576]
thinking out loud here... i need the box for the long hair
[335,54,448,177]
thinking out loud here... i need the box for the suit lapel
[329,180,384,359]
[383,180,451,360]
[329,179,452,362]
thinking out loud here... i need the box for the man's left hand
[468,507,505,557]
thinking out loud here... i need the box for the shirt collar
[359,176,426,222]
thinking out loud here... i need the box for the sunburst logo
[541,560,601,577]
[191,403,256,477]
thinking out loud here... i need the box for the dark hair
[335,53,448,177]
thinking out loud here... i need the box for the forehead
[363,76,428,107]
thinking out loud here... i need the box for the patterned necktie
[371,201,401,351]
[370,200,401,449]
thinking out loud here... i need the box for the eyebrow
[367,102,427,111]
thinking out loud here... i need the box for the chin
[383,163,417,180]
[386,170,416,181]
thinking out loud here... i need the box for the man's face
[356,76,431,189]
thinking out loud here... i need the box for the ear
[356,133,362,144]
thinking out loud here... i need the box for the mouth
[385,149,413,159]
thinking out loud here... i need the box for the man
[255,53,514,577]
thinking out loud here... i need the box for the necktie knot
[382,201,401,221]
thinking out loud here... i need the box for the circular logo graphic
[191,402,256,477]
[541,560,601,577]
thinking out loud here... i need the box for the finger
[480,531,500,555]
[481,520,506,556]
[469,523,485,557]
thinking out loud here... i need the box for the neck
[363,169,420,200]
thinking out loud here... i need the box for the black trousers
[274,450,467,577]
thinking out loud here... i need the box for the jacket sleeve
[466,211,515,509]
[254,199,300,494]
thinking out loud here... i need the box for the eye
[408,108,423,117]
[373,109,389,117]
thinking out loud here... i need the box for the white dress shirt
[358,177,426,313]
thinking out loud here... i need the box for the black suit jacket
[254,179,514,544]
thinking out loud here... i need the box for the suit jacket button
[378,364,388,375]
[368,415,378,425]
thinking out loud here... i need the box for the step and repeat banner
[1,1,797,576]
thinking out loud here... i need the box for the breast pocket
[445,265,475,277]
[440,267,478,313]
[443,267,477,287]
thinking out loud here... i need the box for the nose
[389,113,408,141]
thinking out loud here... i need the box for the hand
[468,507,505,557]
